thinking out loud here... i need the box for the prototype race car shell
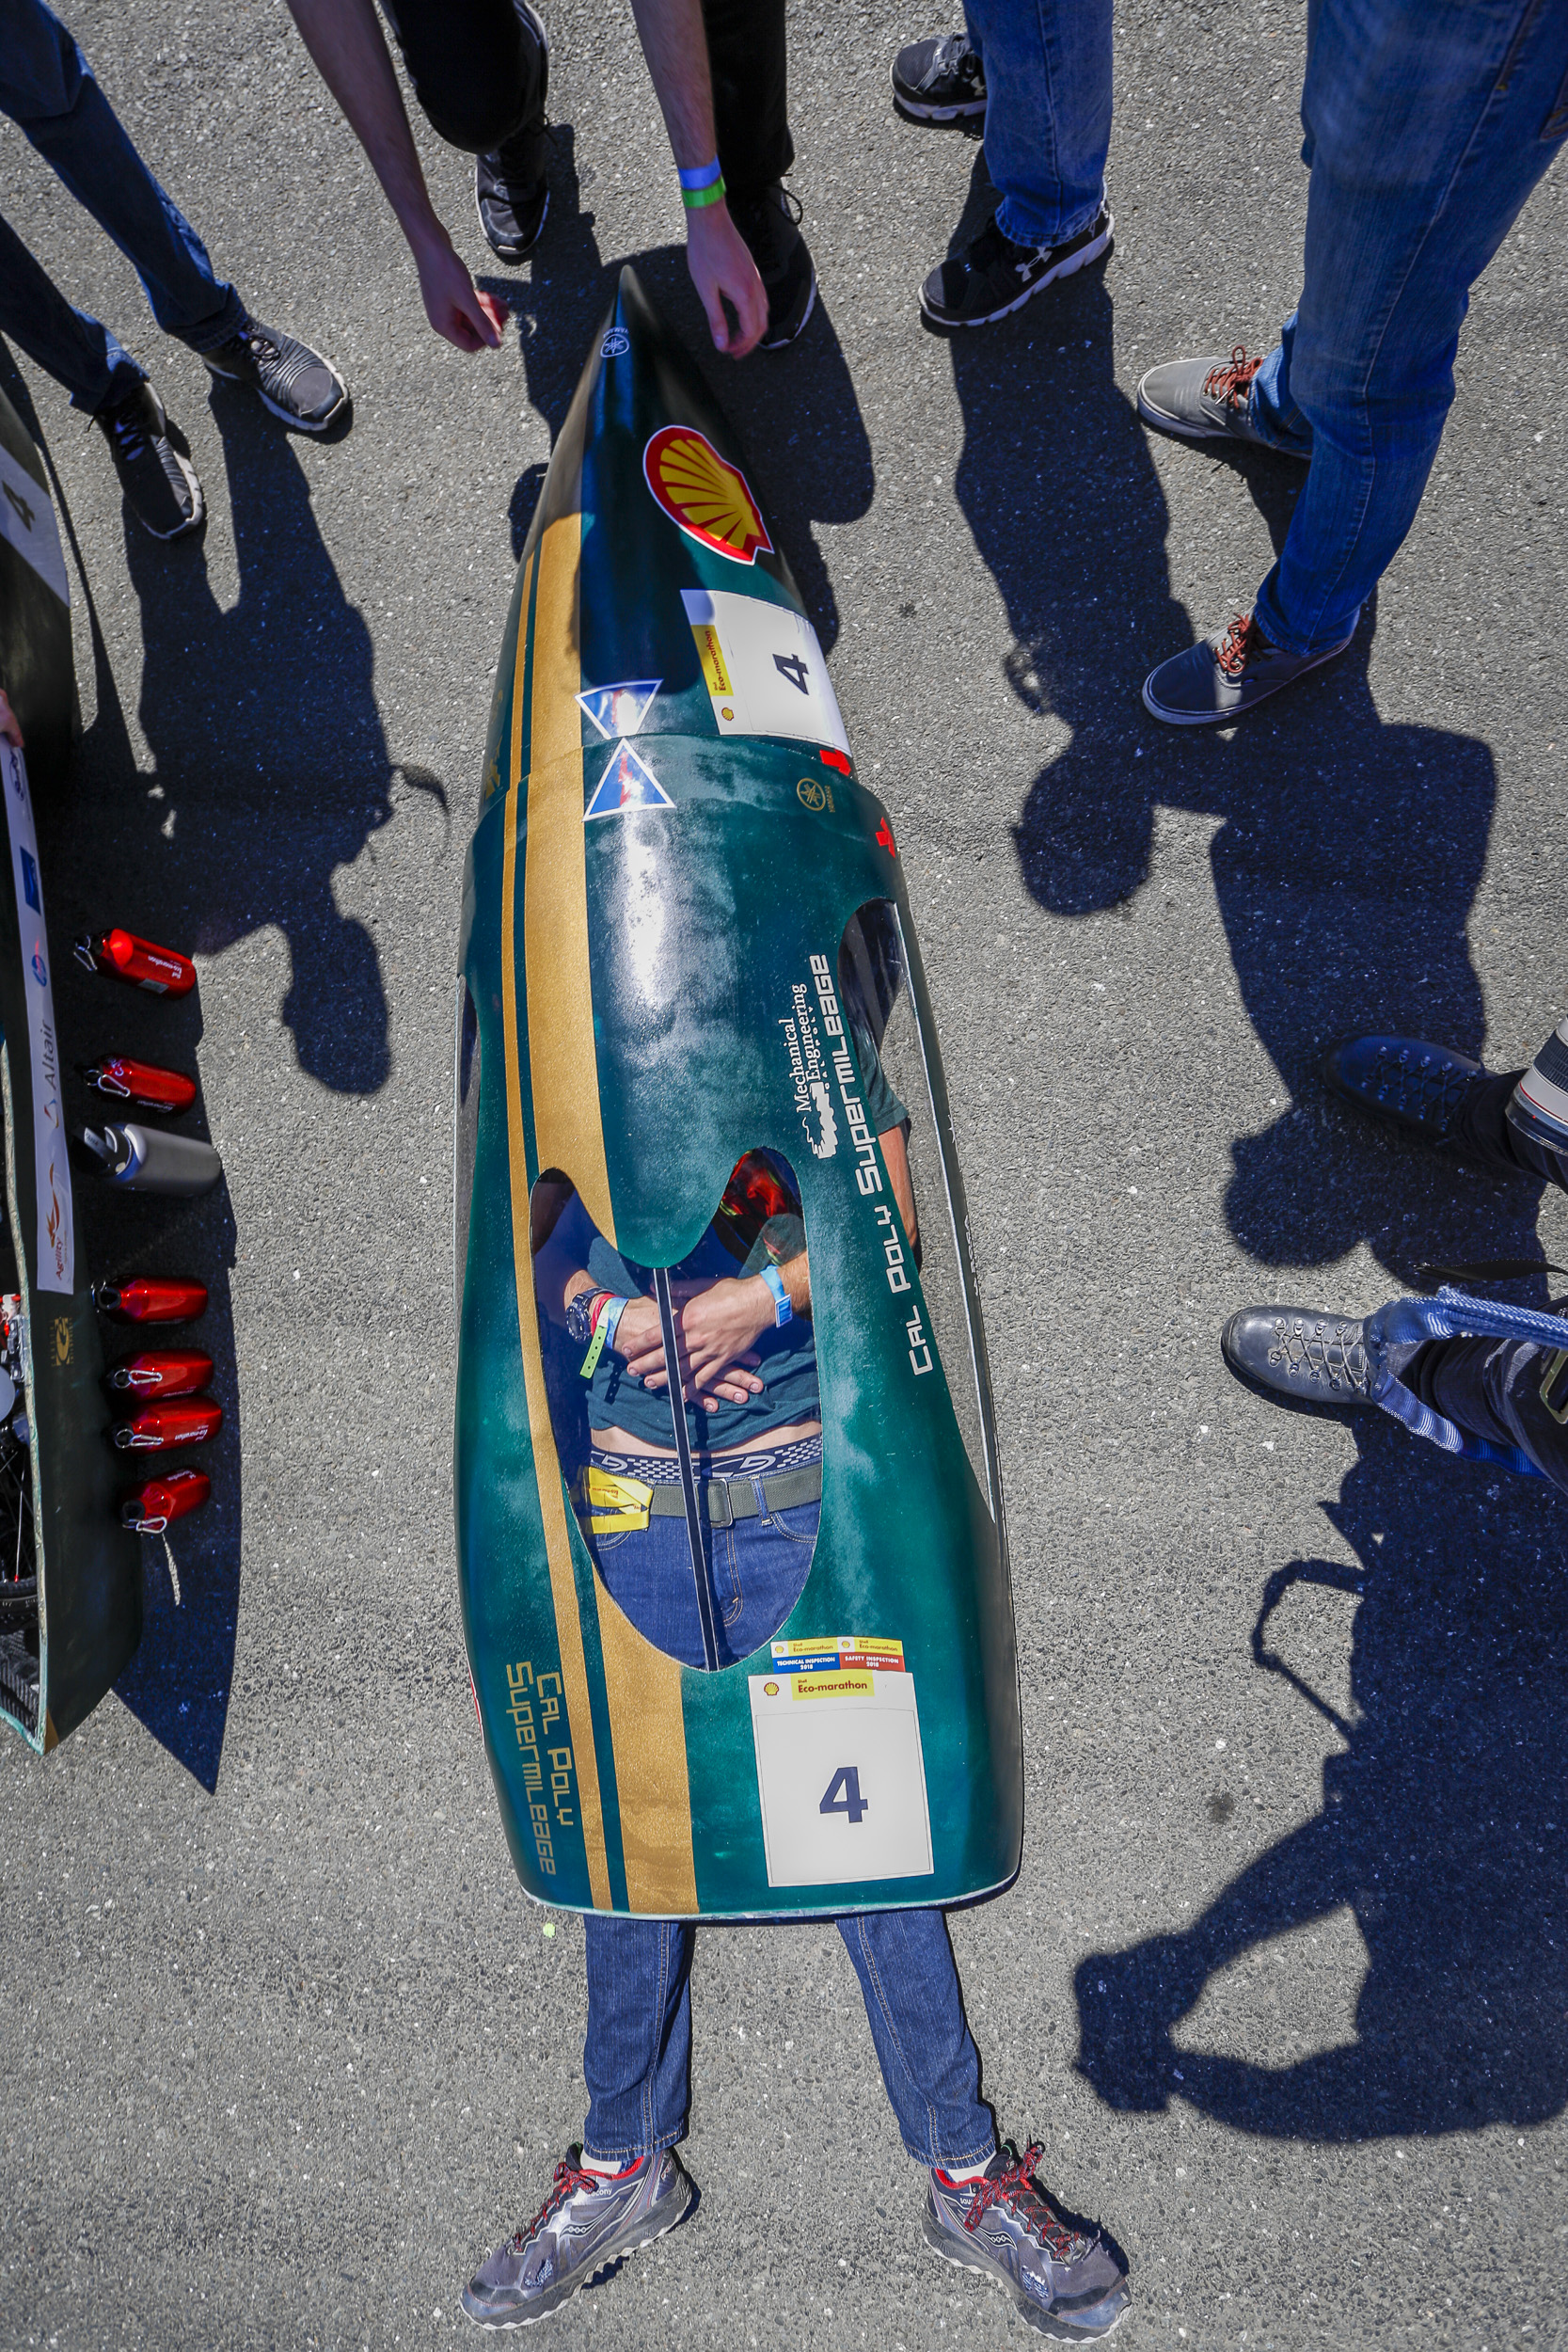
[454,267,1021,1919]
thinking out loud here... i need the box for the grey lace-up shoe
[1143,610,1354,725]
[925,2144,1130,2341]
[1136,347,1303,453]
[1221,1307,1379,1408]
[461,2146,692,2328]
[201,315,348,432]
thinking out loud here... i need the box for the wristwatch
[761,1263,792,1327]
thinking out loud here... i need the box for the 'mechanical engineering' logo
[643,427,773,564]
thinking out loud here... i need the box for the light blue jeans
[1244,0,1568,655]
[963,0,1112,248]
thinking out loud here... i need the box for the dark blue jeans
[1411,1337,1568,1500]
[590,1492,816,1671]
[1243,0,1568,653]
[962,0,1111,248]
[0,0,242,412]
[582,1906,995,2169]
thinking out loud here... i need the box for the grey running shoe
[1136,347,1301,453]
[1142,610,1353,725]
[925,2144,1130,2341]
[893,31,987,120]
[921,205,1112,328]
[461,2147,692,2328]
[94,382,204,540]
[1221,1307,1377,1407]
[202,315,349,432]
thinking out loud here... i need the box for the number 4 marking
[4,481,36,534]
[819,1765,869,1824]
[773,652,810,695]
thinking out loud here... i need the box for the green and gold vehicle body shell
[0,378,141,1753]
[455,270,1020,1917]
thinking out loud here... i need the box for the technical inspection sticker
[681,588,849,752]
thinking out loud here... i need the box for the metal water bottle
[74,929,197,996]
[80,1056,198,1114]
[80,1123,221,1197]
[109,1395,222,1451]
[120,1467,211,1534]
[105,1348,214,1398]
[93,1277,208,1325]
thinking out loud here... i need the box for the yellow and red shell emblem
[642,426,774,565]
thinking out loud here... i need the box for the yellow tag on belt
[580,1465,654,1534]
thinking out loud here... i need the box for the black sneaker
[201,316,348,432]
[1136,347,1300,453]
[729,183,816,349]
[475,6,551,263]
[1323,1035,1528,1176]
[461,2147,692,2328]
[94,382,204,540]
[893,31,987,121]
[1142,610,1353,725]
[920,204,1112,328]
[1221,1307,1379,1409]
[925,2144,1131,2340]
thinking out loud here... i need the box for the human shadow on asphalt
[486,125,874,657]
[1070,1432,1568,2139]
[0,352,242,1792]
[939,188,1545,1286]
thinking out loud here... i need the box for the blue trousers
[1245,0,1568,653]
[0,0,242,412]
[962,0,1112,249]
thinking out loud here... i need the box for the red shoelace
[1215,611,1261,678]
[1203,345,1264,407]
[959,2142,1082,2259]
[512,2153,602,2249]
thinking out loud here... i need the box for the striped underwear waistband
[589,1433,824,1486]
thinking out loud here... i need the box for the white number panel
[681,588,849,754]
[0,445,69,607]
[748,1668,933,1887]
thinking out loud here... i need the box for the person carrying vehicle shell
[458,1042,1132,2340]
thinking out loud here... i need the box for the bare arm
[626,0,767,358]
[879,1122,919,1256]
[281,0,505,351]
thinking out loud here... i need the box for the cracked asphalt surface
[2,1,1565,2345]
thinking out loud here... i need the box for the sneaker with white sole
[920,205,1112,327]
[1142,610,1354,725]
[201,315,349,432]
[893,31,987,120]
[461,2146,692,2329]
[1136,347,1302,453]
[925,2143,1131,2341]
[94,382,204,540]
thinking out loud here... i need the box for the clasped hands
[615,1273,774,1410]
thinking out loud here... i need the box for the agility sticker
[0,741,72,1292]
[681,588,849,752]
[577,680,660,740]
[644,427,773,564]
[584,739,674,820]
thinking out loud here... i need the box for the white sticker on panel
[748,1667,933,1887]
[0,446,69,607]
[1,743,72,1293]
[681,588,849,754]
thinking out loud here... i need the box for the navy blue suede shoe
[1323,1035,1526,1176]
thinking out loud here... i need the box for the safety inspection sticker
[681,588,850,754]
[749,1654,932,1888]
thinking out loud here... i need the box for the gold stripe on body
[594,1593,699,1915]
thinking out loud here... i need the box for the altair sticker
[643,427,773,564]
[577,680,661,740]
[584,739,674,820]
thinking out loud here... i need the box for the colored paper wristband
[681,176,727,211]
[761,1264,792,1327]
[579,1294,628,1382]
[677,157,722,192]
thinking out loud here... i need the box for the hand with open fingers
[685,202,767,358]
[0,691,22,751]
[412,231,506,351]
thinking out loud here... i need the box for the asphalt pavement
[2,1,1566,2345]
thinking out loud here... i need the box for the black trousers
[1409,1336,1568,1500]
[378,0,790,198]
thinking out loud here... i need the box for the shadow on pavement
[487,125,874,656]
[1071,1433,1568,2139]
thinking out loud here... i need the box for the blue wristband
[677,156,722,193]
[761,1263,791,1327]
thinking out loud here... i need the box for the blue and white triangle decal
[576,679,661,740]
[584,739,674,821]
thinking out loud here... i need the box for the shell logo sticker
[643,427,773,564]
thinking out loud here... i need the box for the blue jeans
[0,0,242,412]
[963,0,1111,248]
[1244,0,1568,655]
[590,1493,817,1671]
[582,1906,995,2169]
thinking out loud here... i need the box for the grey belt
[647,1462,822,1528]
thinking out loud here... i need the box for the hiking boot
[1136,348,1301,453]
[729,183,816,348]
[1142,609,1353,725]
[1221,1307,1378,1408]
[1323,1035,1529,1178]
[920,205,1112,328]
[925,2144,1130,2342]
[893,31,987,121]
[201,316,348,432]
[460,2147,692,2328]
[94,382,203,540]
